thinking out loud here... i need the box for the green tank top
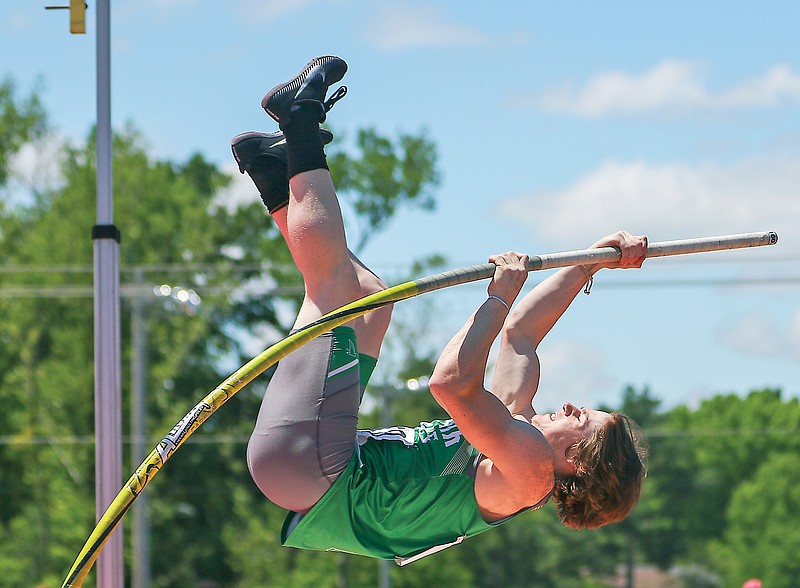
[280,419,547,564]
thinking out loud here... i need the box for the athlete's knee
[358,270,393,321]
[356,297,393,357]
[247,429,321,510]
[246,432,282,496]
[359,268,388,295]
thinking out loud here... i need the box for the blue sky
[2,1,798,412]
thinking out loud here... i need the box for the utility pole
[130,270,151,588]
[129,274,201,588]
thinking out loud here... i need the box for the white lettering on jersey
[438,420,463,447]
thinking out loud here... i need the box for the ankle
[283,106,328,178]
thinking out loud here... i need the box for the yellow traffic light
[46,1,87,34]
[70,0,87,34]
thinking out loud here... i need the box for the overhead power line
[0,275,797,299]
[0,251,798,276]
[4,427,800,446]
[0,284,306,299]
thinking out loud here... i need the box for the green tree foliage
[630,388,800,584]
[454,508,622,588]
[709,451,800,588]
[678,390,800,549]
[328,127,439,253]
[0,78,46,187]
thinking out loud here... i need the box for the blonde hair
[552,413,648,529]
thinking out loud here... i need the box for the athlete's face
[531,403,610,475]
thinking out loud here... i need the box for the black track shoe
[230,128,334,174]
[261,56,348,127]
[230,129,334,213]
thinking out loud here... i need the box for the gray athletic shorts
[246,326,375,512]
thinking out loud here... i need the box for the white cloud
[215,161,260,212]
[365,3,489,51]
[717,309,800,362]
[496,153,800,252]
[528,61,800,118]
[7,134,66,196]
[497,153,800,374]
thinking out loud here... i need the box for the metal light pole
[92,1,123,586]
[130,271,150,588]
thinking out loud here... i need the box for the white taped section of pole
[94,0,124,586]
[413,232,778,296]
[527,232,778,271]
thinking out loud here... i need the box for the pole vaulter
[62,230,777,588]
